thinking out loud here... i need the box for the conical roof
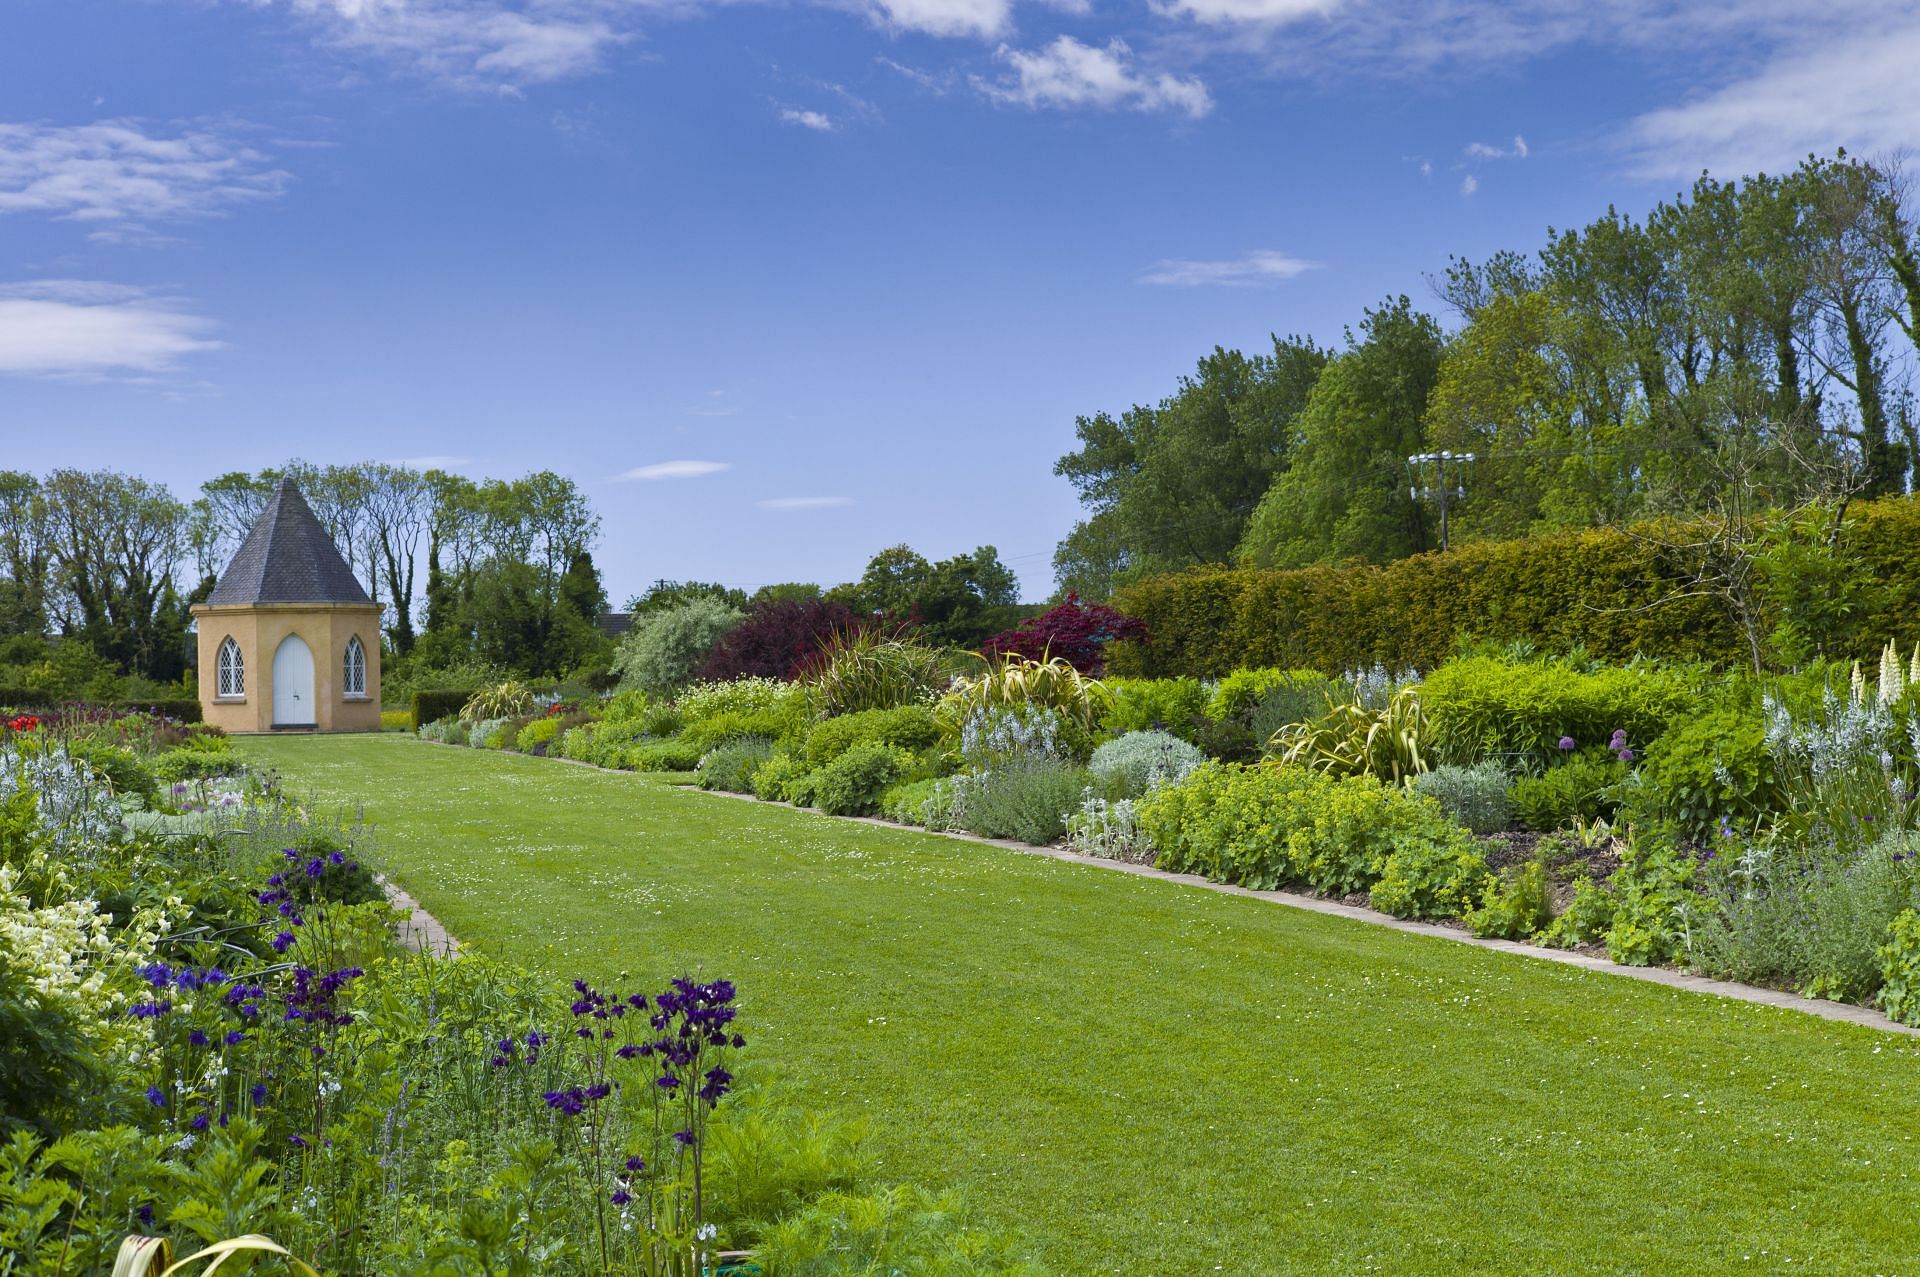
[206,478,372,606]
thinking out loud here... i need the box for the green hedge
[412,688,477,726]
[0,691,202,723]
[1111,496,1920,676]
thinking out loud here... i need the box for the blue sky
[4,0,1916,603]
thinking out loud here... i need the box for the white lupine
[1882,640,1906,708]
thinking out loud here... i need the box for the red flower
[4,714,39,732]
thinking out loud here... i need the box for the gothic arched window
[216,637,244,698]
[343,635,367,697]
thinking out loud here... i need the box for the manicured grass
[244,735,1920,1276]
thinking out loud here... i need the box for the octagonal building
[190,478,381,732]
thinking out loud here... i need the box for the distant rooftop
[205,478,373,607]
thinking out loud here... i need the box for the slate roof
[206,479,373,606]
[596,611,634,641]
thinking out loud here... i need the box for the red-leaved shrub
[697,599,858,681]
[979,593,1147,674]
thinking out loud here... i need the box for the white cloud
[1623,18,1920,179]
[1154,0,1343,25]
[757,496,852,510]
[779,107,836,131]
[1461,173,1478,195]
[1464,134,1528,160]
[1138,249,1321,286]
[0,280,222,377]
[0,120,288,227]
[618,459,733,480]
[1418,159,1433,178]
[864,0,1012,39]
[261,0,629,89]
[978,38,1214,118]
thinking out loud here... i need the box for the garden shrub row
[0,689,203,722]
[1110,494,1920,676]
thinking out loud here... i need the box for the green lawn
[243,735,1920,1276]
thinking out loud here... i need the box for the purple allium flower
[1557,736,1576,751]
[1616,748,1635,764]
[146,1087,167,1107]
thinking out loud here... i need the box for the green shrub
[1634,703,1777,842]
[1087,730,1206,798]
[613,596,745,698]
[514,717,562,754]
[559,722,598,762]
[1508,752,1626,832]
[64,741,157,805]
[1410,762,1512,834]
[1370,838,1493,920]
[879,777,953,829]
[752,753,816,804]
[698,738,775,793]
[1466,859,1554,939]
[1140,762,1479,900]
[1602,838,1698,966]
[683,705,812,753]
[151,748,234,785]
[950,759,1089,844]
[811,742,913,816]
[412,687,476,727]
[1878,909,1920,1025]
[801,706,943,767]
[1540,877,1617,948]
[1101,677,1210,740]
[1205,668,1325,724]
[1420,656,1697,766]
[677,677,810,726]
[623,740,704,772]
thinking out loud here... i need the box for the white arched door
[272,635,316,726]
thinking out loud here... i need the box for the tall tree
[39,469,190,680]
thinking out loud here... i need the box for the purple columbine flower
[146,1086,167,1107]
[289,1134,308,1148]
[272,932,296,953]
[611,1188,632,1206]
[225,1030,247,1045]
[136,1204,155,1227]
[625,1154,646,1172]
[585,1082,611,1100]
[672,1130,697,1148]
[250,1083,268,1105]
[191,1112,209,1131]
[188,1029,209,1048]
[328,850,346,865]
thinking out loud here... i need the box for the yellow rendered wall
[192,604,382,733]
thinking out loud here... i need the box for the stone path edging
[403,736,1920,1038]
[378,873,458,955]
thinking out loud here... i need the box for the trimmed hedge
[0,691,203,723]
[412,688,477,726]
[1110,495,1920,677]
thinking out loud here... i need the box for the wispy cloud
[0,280,222,378]
[757,496,852,510]
[863,0,1012,39]
[618,459,733,480]
[778,107,835,132]
[1461,173,1479,196]
[257,0,630,89]
[977,38,1213,118]
[1153,0,1344,24]
[1622,17,1920,179]
[0,120,289,230]
[1139,249,1320,287]
[1464,134,1528,160]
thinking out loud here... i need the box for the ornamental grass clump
[939,654,1112,735]
[1272,686,1430,784]
[460,680,536,724]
